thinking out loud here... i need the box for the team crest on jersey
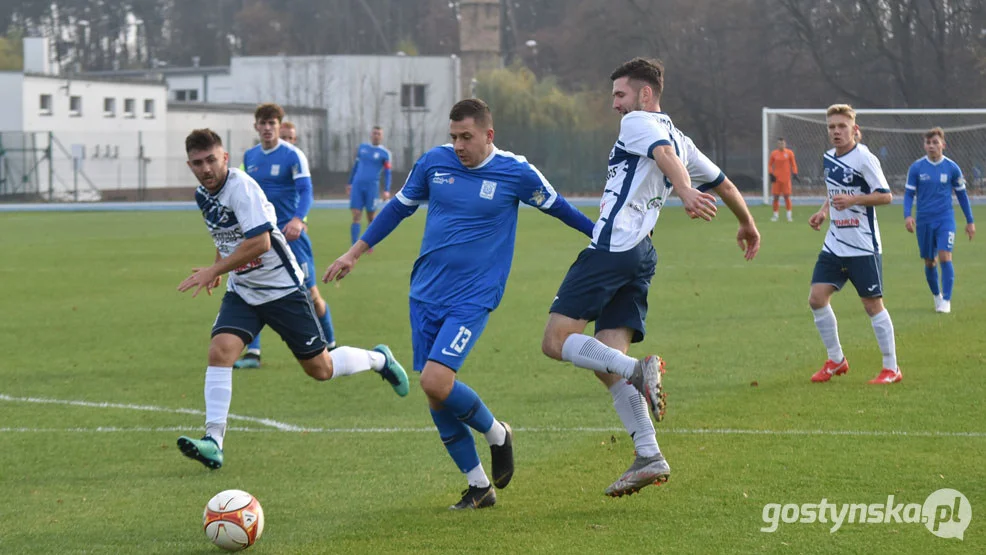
[270,164,281,176]
[373,152,380,159]
[647,196,663,209]
[529,188,547,206]
[940,173,949,184]
[480,180,497,200]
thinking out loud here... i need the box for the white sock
[204,366,232,449]
[870,310,898,371]
[561,334,639,380]
[786,210,792,219]
[812,305,844,363]
[484,421,506,446]
[328,347,384,378]
[609,380,660,457]
[465,463,491,488]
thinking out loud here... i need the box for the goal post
[762,108,986,205]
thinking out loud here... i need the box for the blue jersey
[349,143,392,190]
[243,140,313,228]
[394,145,576,309]
[905,156,966,223]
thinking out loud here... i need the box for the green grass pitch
[1,205,984,553]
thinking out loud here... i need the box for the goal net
[762,109,986,204]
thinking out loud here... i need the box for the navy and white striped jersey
[822,144,891,256]
[195,168,304,305]
[593,111,725,252]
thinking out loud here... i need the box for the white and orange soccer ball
[203,489,265,551]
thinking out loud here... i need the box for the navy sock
[941,261,954,301]
[430,406,480,473]
[441,381,495,434]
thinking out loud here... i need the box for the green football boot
[177,435,224,469]
[372,344,410,397]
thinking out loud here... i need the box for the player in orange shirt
[769,138,800,222]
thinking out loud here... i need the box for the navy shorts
[408,300,490,372]
[350,184,379,212]
[916,219,955,259]
[288,233,317,289]
[549,237,657,343]
[213,289,327,360]
[811,251,884,298]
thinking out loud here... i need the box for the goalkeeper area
[762,109,986,204]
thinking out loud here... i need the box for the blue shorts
[549,237,657,343]
[350,184,379,212]
[288,232,316,289]
[916,219,956,259]
[811,251,884,298]
[213,289,327,359]
[408,300,491,372]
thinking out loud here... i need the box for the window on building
[39,94,52,115]
[124,98,135,118]
[69,95,82,116]
[103,97,116,117]
[143,98,155,118]
[400,84,427,109]
[174,89,199,102]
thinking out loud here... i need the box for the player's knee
[208,336,242,366]
[302,355,332,381]
[419,371,452,402]
[540,329,567,361]
[808,293,826,310]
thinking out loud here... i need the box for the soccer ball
[203,489,265,551]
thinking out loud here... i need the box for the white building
[0,70,168,200]
[227,55,461,170]
[88,53,462,171]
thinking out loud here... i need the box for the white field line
[3,393,986,438]
[0,393,304,431]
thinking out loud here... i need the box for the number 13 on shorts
[449,326,472,354]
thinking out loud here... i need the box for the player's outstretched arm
[653,145,717,221]
[179,233,271,297]
[709,177,760,260]
[541,195,595,237]
[322,199,418,283]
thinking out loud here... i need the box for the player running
[540,57,760,497]
[176,128,408,470]
[324,99,595,510]
[233,104,336,369]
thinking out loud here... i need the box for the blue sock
[941,261,954,301]
[350,223,360,245]
[319,307,335,345]
[430,406,480,473]
[441,381,495,434]
[925,265,940,296]
[246,332,261,354]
